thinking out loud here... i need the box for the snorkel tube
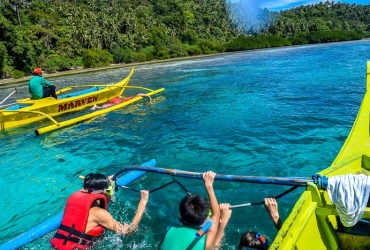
[240,233,269,250]
[79,176,116,200]
[195,220,212,238]
[256,233,269,250]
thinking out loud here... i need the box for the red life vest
[110,97,123,104]
[50,191,108,250]
[122,96,134,102]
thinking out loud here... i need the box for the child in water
[91,93,152,110]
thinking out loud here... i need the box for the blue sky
[243,0,370,11]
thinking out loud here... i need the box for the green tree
[82,48,113,68]
[0,42,8,78]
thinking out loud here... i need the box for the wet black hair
[179,194,210,227]
[84,173,109,191]
[239,231,268,250]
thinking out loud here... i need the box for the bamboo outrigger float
[269,61,370,249]
[35,87,165,135]
[0,68,165,134]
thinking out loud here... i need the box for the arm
[130,190,149,226]
[136,93,152,103]
[92,190,149,235]
[203,171,220,250]
[213,203,232,249]
[264,198,282,230]
[41,77,55,87]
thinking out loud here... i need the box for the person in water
[238,198,282,250]
[211,198,282,250]
[90,93,152,110]
[50,173,149,250]
[160,171,221,250]
[29,68,58,99]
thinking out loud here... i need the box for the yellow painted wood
[35,88,165,135]
[0,68,134,130]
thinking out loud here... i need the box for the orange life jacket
[50,191,108,250]
[110,97,123,104]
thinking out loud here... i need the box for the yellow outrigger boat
[271,61,370,249]
[0,68,134,131]
[0,68,164,134]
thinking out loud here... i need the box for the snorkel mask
[240,233,269,250]
[104,180,116,202]
[105,180,116,197]
[87,179,116,202]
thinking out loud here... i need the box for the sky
[239,0,370,11]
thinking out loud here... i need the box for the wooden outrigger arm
[61,85,155,92]
[56,87,72,95]
[0,110,60,126]
[50,85,154,98]
[0,102,18,108]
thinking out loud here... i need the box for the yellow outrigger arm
[56,87,72,95]
[35,87,165,136]
[58,85,157,91]
[0,110,60,125]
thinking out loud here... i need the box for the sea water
[0,40,369,249]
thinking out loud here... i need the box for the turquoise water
[0,40,369,249]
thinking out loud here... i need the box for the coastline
[1,38,369,88]
[0,53,219,88]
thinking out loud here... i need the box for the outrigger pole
[121,166,312,187]
[35,87,165,135]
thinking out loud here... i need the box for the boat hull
[0,68,134,131]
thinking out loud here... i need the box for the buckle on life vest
[63,224,76,245]
[54,224,95,246]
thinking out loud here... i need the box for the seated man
[160,171,221,250]
[29,68,58,99]
[50,173,149,250]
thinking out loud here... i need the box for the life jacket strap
[55,223,96,246]
[54,233,91,246]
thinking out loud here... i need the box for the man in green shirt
[29,68,58,99]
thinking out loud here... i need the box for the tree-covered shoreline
[0,0,369,79]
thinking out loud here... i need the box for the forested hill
[265,1,370,44]
[0,0,369,79]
